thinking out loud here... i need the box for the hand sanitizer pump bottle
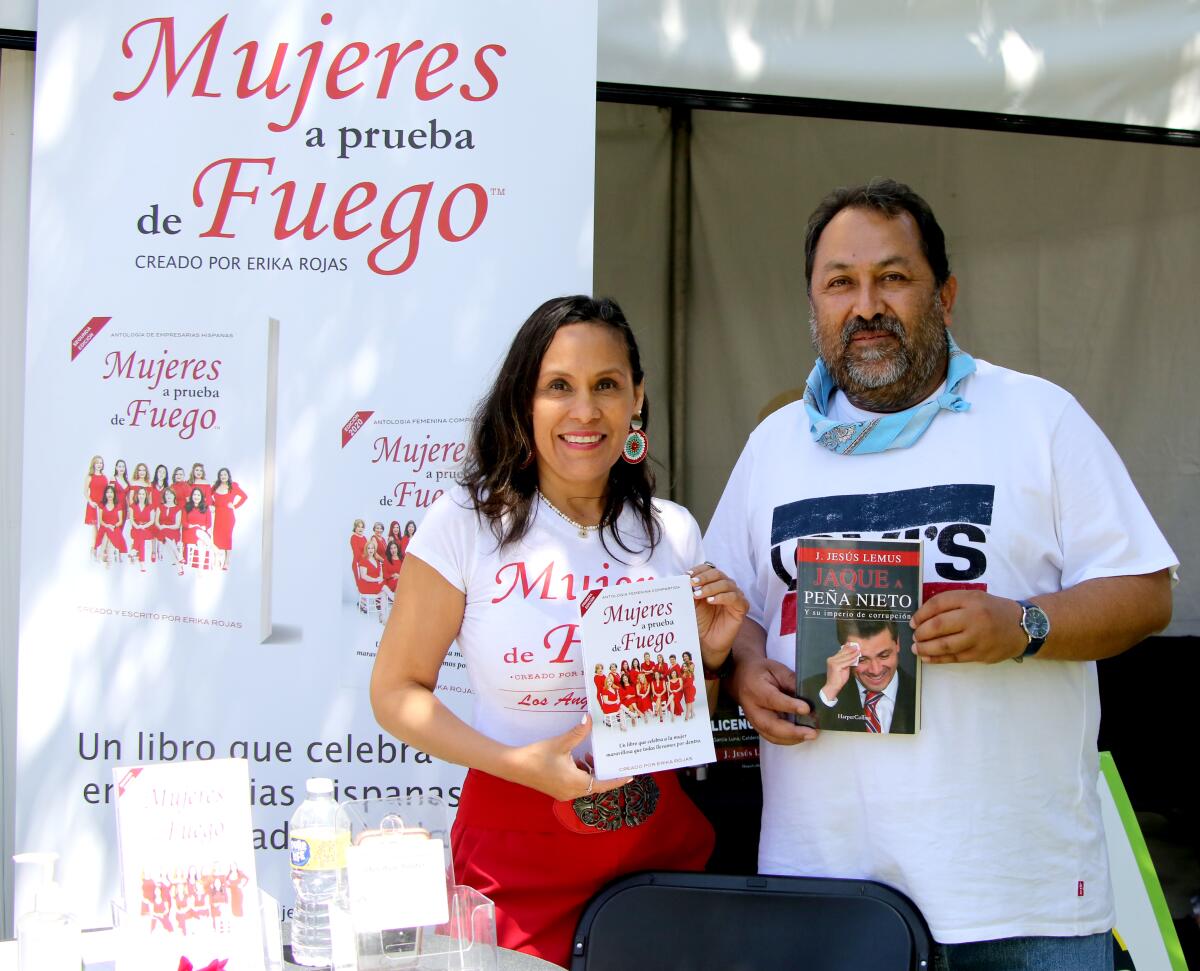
[12,852,81,971]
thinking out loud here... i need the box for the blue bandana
[803,333,975,455]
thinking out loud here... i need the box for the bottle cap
[305,777,334,795]
[12,852,69,915]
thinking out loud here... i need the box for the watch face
[1023,604,1050,640]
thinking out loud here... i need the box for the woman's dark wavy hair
[460,295,659,556]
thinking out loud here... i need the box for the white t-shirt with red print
[407,486,704,748]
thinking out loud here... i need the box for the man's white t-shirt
[408,486,704,748]
[704,359,1178,944]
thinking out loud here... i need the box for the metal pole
[667,106,691,503]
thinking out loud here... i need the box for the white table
[0,929,560,970]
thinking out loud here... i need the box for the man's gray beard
[810,296,949,413]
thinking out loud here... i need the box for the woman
[597,675,622,729]
[208,871,229,933]
[387,520,404,553]
[667,668,685,722]
[618,673,640,729]
[370,295,747,967]
[182,487,214,569]
[211,467,248,571]
[592,664,607,703]
[170,467,190,506]
[93,483,128,566]
[129,486,156,571]
[381,539,403,618]
[150,464,171,507]
[155,487,184,575]
[172,878,192,936]
[681,652,698,722]
[110,459,130,510]
[349,519,367,606]
[189,463,212,505]
[400,520,416,555]
[651,670,668,722]
[84,455,108,555]
[355,537,385,622]
[635,671,653,721]
[129,463,152,503]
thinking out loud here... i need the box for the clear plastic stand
[334,796,497,971]
[111,887,281,971]
[258,889,284,971]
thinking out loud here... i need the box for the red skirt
[452,769,713,968]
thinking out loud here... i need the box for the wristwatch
[1014,599,1050,661]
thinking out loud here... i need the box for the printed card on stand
[112,757,264,971]
[580,576,716,779]
[346,833,450,933]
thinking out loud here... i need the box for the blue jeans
[932,932,1113,971]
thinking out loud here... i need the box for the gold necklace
[536,489,600,539]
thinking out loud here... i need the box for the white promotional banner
[16,1,596,925]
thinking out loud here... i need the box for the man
[704,179,1176,970]
[798,617,915,734]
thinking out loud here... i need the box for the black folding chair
[571,872,932,971]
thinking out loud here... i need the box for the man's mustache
[841,315,906,348]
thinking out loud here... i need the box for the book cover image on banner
[337,410,473,718]
[17,0,598,924]
[67,314,278,642]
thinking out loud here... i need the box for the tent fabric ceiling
[598,0,1200,133]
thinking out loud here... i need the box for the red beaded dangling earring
[622,414,647,464]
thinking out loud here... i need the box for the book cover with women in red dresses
[71,315,278,642]
[112,758,263,971]
[337,411,473,715]
[580,576,717,780]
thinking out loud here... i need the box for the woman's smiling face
[531,322,643,501]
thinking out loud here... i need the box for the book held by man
[794,537,923,735]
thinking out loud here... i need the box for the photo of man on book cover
[797,613,916,734]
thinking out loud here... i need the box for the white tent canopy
[596,0,1200,131]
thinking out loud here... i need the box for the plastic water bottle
[290,777,345,967]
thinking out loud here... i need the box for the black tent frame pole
[666,105,691,505]
[599,81,1200,149]
[0,29,35,51]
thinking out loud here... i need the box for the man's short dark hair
[835,616,899,644]
[804,178,950,291]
